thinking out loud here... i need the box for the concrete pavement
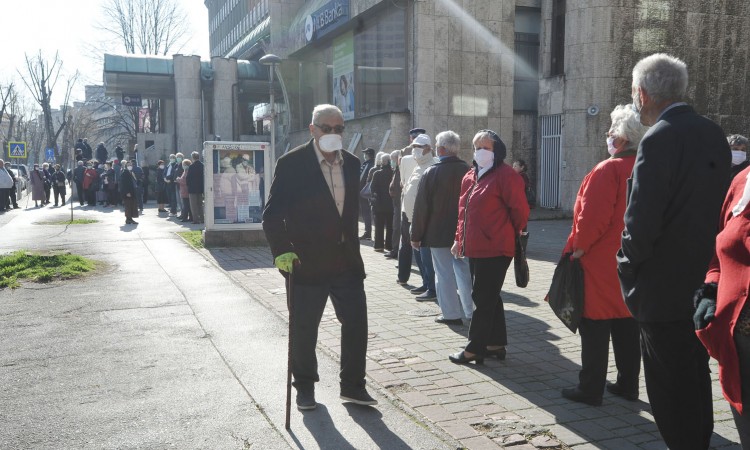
[0,202,455,449]
[0,201,743,449]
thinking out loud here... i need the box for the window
[551,0,566,76]
[514,7,541,111]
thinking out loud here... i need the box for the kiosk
[202,140,271,246]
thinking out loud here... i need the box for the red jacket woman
[455,162,528,258]
[563,154,635,320]
[696,166,750,417]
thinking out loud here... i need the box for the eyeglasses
[314,123,345,134]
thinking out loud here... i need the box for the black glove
[693,283,718,330]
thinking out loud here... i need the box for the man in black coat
[262,104,376,411]
[119,163,139,225]
[411,130,472,325]
[82,139,93,161]
[96,143,108,164]
[358,147,375,240]
[73,161,86,206]
[186,151,204,224]
[617,53,731,450]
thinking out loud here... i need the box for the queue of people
[346,53,750,449]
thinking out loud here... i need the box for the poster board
[203,141,271,231]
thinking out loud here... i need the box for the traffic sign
[8,141,26,159]
[45,148,55,162]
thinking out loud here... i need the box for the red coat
[696,165,750,414]
[82,168,98,190]
[455,163,529,258]
[563,153,635,320]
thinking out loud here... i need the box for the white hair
[436,130,461,155]
[311,104,343,125]
[390,150,400,161]
[610,104,649,151]
[632,53,688,103]
[728,134,749,148]
[376,152,389,165]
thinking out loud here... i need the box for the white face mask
[732,150,747,166]
[159,164,165,169]
[606,137,618,156]
[126,165,133,170]
[473,148,494,169]
[318,134,343,152]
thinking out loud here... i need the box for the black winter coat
[370,165,394,214]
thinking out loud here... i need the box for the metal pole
[285,270,294,430]
[269,65,276,172]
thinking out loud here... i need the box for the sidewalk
[204,219,741,450]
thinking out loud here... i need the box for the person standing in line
[141,161,150,205]
[370,152,394,252]
[155,160,168,213]
[164,154,178,215]
[3,161,19,209]
[41,163,52,205]
[411,130,473,326]
[694,164,750,448]
[262,104,377,411]
[82,139,93,161]
[120,161,139,225]
[51,164,67,206]
[0,160,13,211]
[176,159,192,223]
[449,129,529,365]
[358,148,376,240]
[29,164,46,208]
[73,160,86,206]
[173,153,185,214]
[728,134,749,181]
[396,128,426,285]
[386,150,402,260]
[559,105,647,406]
[96,142,108,164]
[401,134,438,301]
[617,53,731,449]
[186,151,205,224]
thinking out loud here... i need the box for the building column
[211,57,239,141]
[173,55,203,153]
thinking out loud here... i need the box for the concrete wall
[211,57,239,141]
[173,55,203,155]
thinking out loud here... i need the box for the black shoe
[181,218,190,222]
[435,316,463,325]
[561,387,602,406]
[296,387,316,411]
[410,286,427,295]
[449,351,484,365]
[13,205,19,209]
[384,252,397,259]
[396,279,408,285]
[340,387,378,406]
[415,291,437,301]
[606,382,639,401]
[359,234,372,240]
[373,248,385,252]
[158,209,168,213]
[486,347,506,360]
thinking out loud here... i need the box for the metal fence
[539,114,562,209]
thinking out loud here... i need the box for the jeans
[430,247,473,320]
[359,197,372,236]
[166,182,177,212]
[414,246,435,293]
[175,184,182,212]
[136,186,144,210]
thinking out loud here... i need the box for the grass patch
[178,230,204,249]
[0,250,96,289]
[37,219,99,225]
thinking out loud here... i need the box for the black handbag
[360,181,372,200]
[514,232,529,288]
[547,253,585,333]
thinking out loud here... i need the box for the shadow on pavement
[344,403,417,450]
[298,404,357,450]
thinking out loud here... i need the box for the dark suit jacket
[186,160,205,194]
[617,105,731,322]
[411,156,470,248]
[262,139,365,284]
[359,158,374,190]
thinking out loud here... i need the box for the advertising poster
[210,144,266,224]
[333,31,355,120]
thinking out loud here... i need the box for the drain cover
[406,305,441,317]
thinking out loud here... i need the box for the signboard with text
[122,94,142,107]
[304,0,349,42]
[333,31,355,120]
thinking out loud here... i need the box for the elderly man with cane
[263,104,377,414]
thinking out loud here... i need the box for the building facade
[201,0,750,211]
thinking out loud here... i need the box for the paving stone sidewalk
[200,219,741,449]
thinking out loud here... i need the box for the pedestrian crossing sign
[8,142,26,159]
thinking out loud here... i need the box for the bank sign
[305,0,349,42]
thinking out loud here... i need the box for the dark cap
[363,148,375,155]
[409,128,426,136]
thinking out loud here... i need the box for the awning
[103,53,176,98]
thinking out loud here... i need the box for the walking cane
[285,269,294,430]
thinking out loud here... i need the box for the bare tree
[95,0,190,137]
[18,51,79,163]
[0,82,15,129]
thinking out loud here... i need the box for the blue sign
[305,0,349,42]
[122,94,142,107]
[8,141,26,158]
[45,148,55,162]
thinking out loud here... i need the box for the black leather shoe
[449,351,484,365]
[340,387,378,406]
[410,286,427,294]
[415,291,437,301]
[359,234,372,240]
[435,316,463,325]
[486,347,506,360]
[296,386,316,410]
[606,382,639,401]
[561,387,602,406]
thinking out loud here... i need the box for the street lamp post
[259,54,282,172]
